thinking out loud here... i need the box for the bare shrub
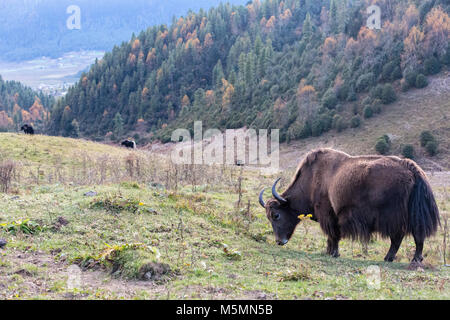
[125,153,138,179]
[0,160,16,193]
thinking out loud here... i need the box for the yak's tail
[406,161,440,239]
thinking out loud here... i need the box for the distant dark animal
[121,140,136,149]
[235,160,245,167]
[20,124,34,135]
[259,148,440,266]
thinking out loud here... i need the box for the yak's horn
[259,189,266,208]
[272,178,288,204]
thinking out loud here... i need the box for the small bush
[415,74,428,88]
[356,73,374,92]
[332,115,348,132]
[404,70,418,88]
[375,139,389,155]
[424,57,442,75]
[425,140,438,156]
[319,113,333,132]
[336,83,350,101]
[350,115,361,128]
[287,121,303,141]
[381,84,397,104]
[363,106,373,119]
[381,61,396,81]
[375,135,391,155]
[322,89,338,109]
[311,119,324,137]
[402,145,415,159]
[420,131,435,147]
[370,85,383,100]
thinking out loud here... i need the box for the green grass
[0,133,448,300]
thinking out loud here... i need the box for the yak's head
[259,178,301,246]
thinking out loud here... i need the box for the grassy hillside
[0,133,448,300]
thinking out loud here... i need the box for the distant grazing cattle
[20,124,34,135]
[259,148,440,267]
[121,140,136,149]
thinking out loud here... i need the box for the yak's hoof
[330,251,340,258]
[384,255,395,262]
[408,260,424,271]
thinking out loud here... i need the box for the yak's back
[328,155,415,212]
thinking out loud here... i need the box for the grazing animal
[121,140,136,149]
[20,124,34,135]
[259,148,440,265]
[235,160,245,167]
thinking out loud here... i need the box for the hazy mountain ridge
[0,0,246,61]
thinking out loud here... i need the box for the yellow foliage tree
[402,26,425,69]
[424,7,450,57]
[297,81,318,123]
[181,95,191,107]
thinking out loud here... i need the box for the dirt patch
[0,249,170,299]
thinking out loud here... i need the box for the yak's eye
[273,212,281,221]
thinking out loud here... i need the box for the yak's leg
[384,233,404,262]
[412,234,424,263]
[318,204,341,258]
[326,235,341,258]
[322,216,341,258]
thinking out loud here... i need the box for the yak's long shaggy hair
[287,149,440,242]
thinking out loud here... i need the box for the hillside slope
[280,72,450,170]
[48,0,450,143]
[0,77,54,131]
[0,133,448,299]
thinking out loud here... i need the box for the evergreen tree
[113,113,124,138]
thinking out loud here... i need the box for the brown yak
[259,148,440,265]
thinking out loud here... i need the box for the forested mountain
[0,0,246,61]
[48,0,450,143]
[0,76,54,132]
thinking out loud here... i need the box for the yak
[259,148,440,265]
[121,140,136,149]
[20,124,34,135]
